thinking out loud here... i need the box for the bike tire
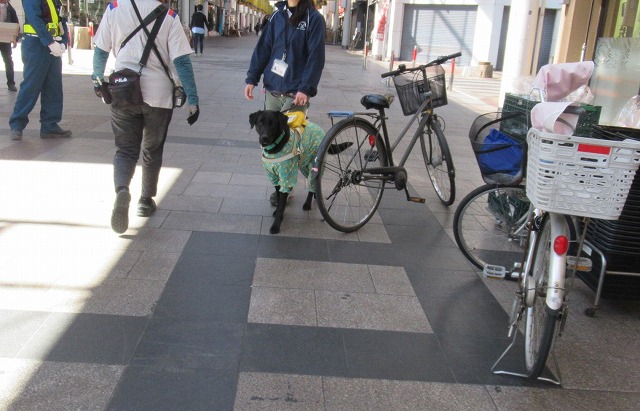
[453,184,531,270]
[314,117,387,232]
[524,213,561,378]
[420,118,455,206]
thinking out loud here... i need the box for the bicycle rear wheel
[314,117,387,232]
[420,117,455,205]
[453,184,531,269]
[524,214,561,378]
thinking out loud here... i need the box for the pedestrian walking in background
[190,4,208,56]
[254,21,260,36]
[8,0,70,141]
[0,0,18,92]
[244,0,325,113]
[92,0,200,234]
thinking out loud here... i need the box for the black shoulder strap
[120,3,167,49]
[130,0,176,86]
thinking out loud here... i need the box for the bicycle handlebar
[381,52,462,78]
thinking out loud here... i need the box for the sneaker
[40,128,72,139]
[8,84,17,91]
[137,197,156,217]
[111,189,131,234]
[10,129,22,140]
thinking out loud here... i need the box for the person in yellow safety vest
[9,0,71,140]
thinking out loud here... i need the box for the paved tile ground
[1,35,640,410]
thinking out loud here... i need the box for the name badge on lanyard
[271,58,288,77]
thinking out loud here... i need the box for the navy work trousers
[9,36,63,132]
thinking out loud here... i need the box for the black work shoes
[137,197,157,217]
[111,188,131,234]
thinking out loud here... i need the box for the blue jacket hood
[245,1,326,97]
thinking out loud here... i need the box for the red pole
[412,46,418,67]
[448,56,456,90]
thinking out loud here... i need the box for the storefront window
[64,0,110,27]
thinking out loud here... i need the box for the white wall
[375,0,562,68]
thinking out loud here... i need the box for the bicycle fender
[547,213,569,311]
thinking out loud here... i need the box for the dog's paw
[303,203,311,211]
[270,224,281,234]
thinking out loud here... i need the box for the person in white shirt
[92,0,200,234]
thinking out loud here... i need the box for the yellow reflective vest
[23,0,61,37]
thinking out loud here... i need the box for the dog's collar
[262,129,303,164]
[263,130,287,151]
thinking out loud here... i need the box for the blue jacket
[245,1,325,97]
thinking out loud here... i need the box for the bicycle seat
[360,94,391,110]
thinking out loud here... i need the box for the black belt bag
[108,68,143,107]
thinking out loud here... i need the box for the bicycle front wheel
[524,214,561,378]
[420,118,455,206]
[314,117,387,232]
[453,184,531,270]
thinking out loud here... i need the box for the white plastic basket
[526,128,640,220]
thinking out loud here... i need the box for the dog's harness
[261,110,308,164]
[261,127,304,164]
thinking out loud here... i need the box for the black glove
[93,79,102,98]
[187,105,200,125]
[92,77,112,104]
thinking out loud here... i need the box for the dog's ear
[249,111,262,129]
[277,111,289,130]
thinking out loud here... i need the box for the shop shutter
[400,5,477,66]
[536,8,557,72]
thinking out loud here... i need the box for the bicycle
[453,111,532,271]
[490,127,640,382]
[312,52,461,232]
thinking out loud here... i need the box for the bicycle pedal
[364,150,378,162]
[483,265,507,279]
[566,255,592,272]
[407,196,426,203]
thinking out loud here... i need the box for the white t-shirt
[94,0,192,109]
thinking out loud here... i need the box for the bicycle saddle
[360,94,391,110]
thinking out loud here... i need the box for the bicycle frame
[328,91,437,171]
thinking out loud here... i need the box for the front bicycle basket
[469,111,527,185]
[393,65,447,116]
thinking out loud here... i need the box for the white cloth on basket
[531,102,577,135]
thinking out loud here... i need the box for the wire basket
[526,128,640,220]
[393,65,447,116]
[469,111,527,185]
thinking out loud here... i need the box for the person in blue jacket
[9,0,70,140]
[244,0,325,112]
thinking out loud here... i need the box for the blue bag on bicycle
[477,128,523,176]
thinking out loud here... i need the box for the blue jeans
[193,33,204,54]
[111,104,173,198]
[9,36,63,132]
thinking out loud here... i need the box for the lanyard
[282,8,296,62]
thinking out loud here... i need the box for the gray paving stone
[248,287,317,327]
[323,377,496,410]
[183,181,268,199]
[315,290,431,333]
[162,210,262,234]
[489,386,640,411]
[369,265,416,295]
[0,359,124,411]
[253,258,375,293]
[234,372,324,411]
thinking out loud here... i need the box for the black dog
[249,110,351,234]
